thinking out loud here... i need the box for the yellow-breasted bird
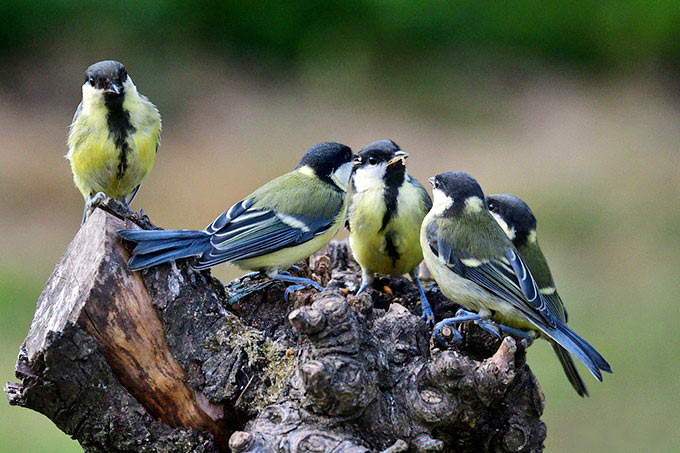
[347,140,434,323]
[67,60,161,222]
[486,193,589,396]
[118,142,354,301]
[422,171,611,394]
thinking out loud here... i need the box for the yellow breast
[349,184,425,275]
[67,93,160,202]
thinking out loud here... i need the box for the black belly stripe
[106,99,136,180]
[384,233,400,266]
[380,165,405,232]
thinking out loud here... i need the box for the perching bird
[421,171,611,392]
[486,193,589,396]
[67,60,161,223]
[347,140,434,323]
[118,142,353,299]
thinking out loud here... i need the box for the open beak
[386,151,408,167]
[105,81,123,96]
[428,176,435,185]
[352,156,363,167]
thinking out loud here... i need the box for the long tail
[118,229,210,270]
[539,318,612,383]
[551,342,589,397]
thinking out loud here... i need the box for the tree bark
[5,199,546,452]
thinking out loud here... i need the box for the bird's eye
[488,201,496,211]
[88,77,95,86]
[345,150,352,161]
[368,156,378,165]
[433,179,439,189]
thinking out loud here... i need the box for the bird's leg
[434,308,533,344]
[82,192,107,224]
[410,269,435,326]
[273,273,324,302]
[356,269,374,296]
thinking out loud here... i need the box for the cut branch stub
[7,200,546,453]
[8,207,226,450]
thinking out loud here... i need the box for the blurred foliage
[2,0,680,73]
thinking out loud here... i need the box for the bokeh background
[1,2,679,451]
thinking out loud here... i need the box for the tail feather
[551,342,589,397]
[537,319,611,382]
[559,323,612,373]
[118,229,210,271]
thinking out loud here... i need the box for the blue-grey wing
[461,250,556,328]
[425,220,555,328]
[425,221,463,274]
[195,198,337,269]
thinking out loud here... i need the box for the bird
[486,193,590,396]
[118,142,354,300]
[420,171,611,393]
[66,60,161,223]
[346,139,434,323]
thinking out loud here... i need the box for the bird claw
[274,274,324,302]
[284,284,305,302]
[421,305,435,327]
[82,192,108,224]
[432,320,463,348]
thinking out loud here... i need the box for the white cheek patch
[464,196,484,213]
[527,229,537,244]
[352,163,387,193]
[122,76,138,96]
[490,211,516,240]
[431,188,453,215]
[331,162,353,192]
[81,83,105,111]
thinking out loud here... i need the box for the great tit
[67,60,161,223]
[421,171,611,392]
[118,142,353,299]
[347,140,434,323]
[486,193,589,396]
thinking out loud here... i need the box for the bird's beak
[352,156,363,167]
[386,151,408,167]
[105,81,123,95]
[428,176,435,186]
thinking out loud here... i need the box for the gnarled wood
[6,198,545,452]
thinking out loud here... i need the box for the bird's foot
[274,274,324,302]
[412,273,435,327]
[82,192,107,224]
[434,308,533,344]
[420,301,435,327]
[432,318,463,346]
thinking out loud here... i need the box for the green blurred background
[1,1,679,451]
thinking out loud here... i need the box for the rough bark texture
[6,198,546,452]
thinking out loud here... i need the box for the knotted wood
[6,199,546,452]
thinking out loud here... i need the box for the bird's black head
[486,193,537,245]
[429,171,485,216]
[353,139,408,190]
[297,142,354,191]
[84,60,129,102]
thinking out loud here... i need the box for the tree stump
[5,199,546,452]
